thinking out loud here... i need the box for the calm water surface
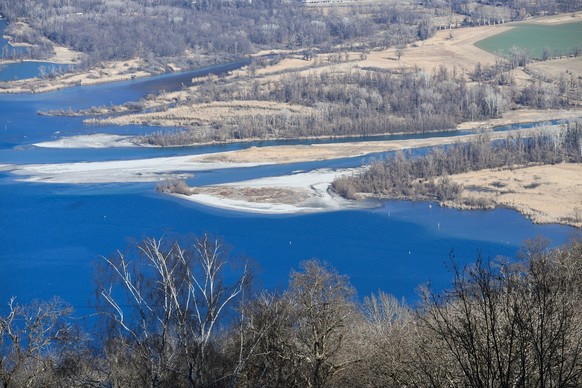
[0,55,577,318]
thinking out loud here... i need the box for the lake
[0,52,577,319]
[0,20,74,81]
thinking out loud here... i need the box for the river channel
[0,54,576,319]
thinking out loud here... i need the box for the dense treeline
[140,67,505,145]
[449,0,581,25]
[0,0,431,65]
[1,234,582,387]
[332,122,582,201]
[140,62,581,146]
[3,0,580,65]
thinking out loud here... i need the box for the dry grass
[192,186,309,204]
[450,163,582,227]
[92,100,314,127]
[364,24,511,72]
[528,57,582,82]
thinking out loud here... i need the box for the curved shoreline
[6,124,581,225]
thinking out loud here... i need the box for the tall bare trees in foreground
[96,235,250,387]
[1,235,582,387]
[420,238,582,387]
[0,298,75,387]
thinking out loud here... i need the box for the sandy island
[5,125,582,223]
[175,168,375,214]
[2,13,581,222]
[33,134,137,149]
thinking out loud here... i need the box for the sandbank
[4,124,572,218]
[174,168,375,214]
[0,156,267,184]
[4,124,568,183]
[192,125,569,164]
[33,133,136,149]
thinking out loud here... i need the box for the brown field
[363,24,511,72]
[528,57,582,82]
[449,163,582,227]
[90,100,314,127]
[238,23,511,80]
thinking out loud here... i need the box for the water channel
[0,45,576,319]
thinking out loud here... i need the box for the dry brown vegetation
[72,13,582,147]
[450,163,582,227]
[4,236,582,387]
[332,124,582,227]
[192,185,310,205]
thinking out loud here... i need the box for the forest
[0,0,430,65]
[2,1,582,386]
[134,62,581,146]
[332,121,582,203]
[1,0,580,66]
[1,234,581,387]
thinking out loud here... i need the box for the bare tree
[420,254,524,388]
[419,239,582,388]
[227,291,300,387]
[0,297,73,388]
[513,238,582,388]
[288,259,360,388]
[358,292,419,386]
[97,235,250,387]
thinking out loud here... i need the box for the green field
[475,21,582,59]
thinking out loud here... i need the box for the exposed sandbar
[33,134,136,149]
[0,156,267,184]
[174,168,375,214]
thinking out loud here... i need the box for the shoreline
[6,124,581,226]
[0,61,157,94]
[171,168,375,215]
[0,12,578,96]
[32,110,582,151]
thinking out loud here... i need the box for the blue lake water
[0,20,73,80]
[0,61,74,81]
[0,53,577,319]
